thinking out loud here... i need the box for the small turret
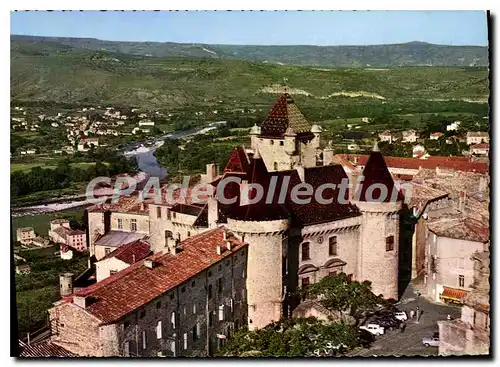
[250,123,261,151]
[284,127,296,156]
[310,124,322,150]
[323,141,334,166]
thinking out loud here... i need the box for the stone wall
[111,212,149,233]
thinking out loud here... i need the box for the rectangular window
[170,341,176,357]
[329,236,338,256]
[183,333,188,350]
[192,324,199,341]
[193,303,197,315]
[218,278,223,293]
[459,275,465,288]
[124,341,130,356]
[208,284,213,299]
[301,242,310,261]
[218,305,225,321]
[104,247,111,255]
[117,218,123,230]
[171,311,176,329]
[156,301,161,309]
[458,257,465,269]
[131,219,137,232]
[110,270,117,276]
[156,206,162,219]
[139,310,145,319]
[209,311,214,327]
[142,330,147,349]
[301,277,310,288]
[156,321,162,339]
[242,267,245,278]
[167,210,171,220]
[386,236,395,251]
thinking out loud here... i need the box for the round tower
[310,124,322,150]
[226,217,289,330]
[59,272,74,297]
[284,127,297,156]
[352,143,403,300]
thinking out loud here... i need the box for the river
[12,121,227,216]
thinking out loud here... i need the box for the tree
[305,273,386,324]
[216,317,364,357]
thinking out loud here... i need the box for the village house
[95,240,151,282]
[466,132,489,145]
[26,149,36,155]
[412,144,428,159]
[402,130,418,143]
[31,236,51,247]
[77,138,100,152]
[470,143,489,156]
[430,132,444,140]
[378,130,393,143]
[139,120,155,126]
[49,219,87,253]
[438,247,490,355]
[447,121,461,131]
[424,216,489,304]
[16,227,36,244]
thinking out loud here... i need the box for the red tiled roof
[19,340,77,357]
[440,287,467,302]
[99,240,151,265]
[471,143,490,149]
[70,227,246,324]
[341,154,488,173]
[428,217,490,243]
[223,146,250,174]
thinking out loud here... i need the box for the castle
[47,93,405,356]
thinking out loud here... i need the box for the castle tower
[59,273,74,297]
[227,216,289,330]
[252,93,319,172]
[224,153,290,330]
[353,143,403,300]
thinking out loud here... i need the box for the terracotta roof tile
[428,217,489,243]
[70,227,246,324]
[19,340,77,357]
[99,240,151,265]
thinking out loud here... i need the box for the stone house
[412,144,427,159]
[16,227,36,244]
[77,138,99,152]
[16,265,31,275]
[48,228,248,357]
[466,132,489,146]
[438,248,490,355]
[424,217,489,304]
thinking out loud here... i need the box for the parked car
[394,311,408,321]
[375,316,400,331]
[357,329,376,348]
[422,336,440,347]
[359,324,385,336]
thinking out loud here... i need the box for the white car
[394,311,408,321]
[359,324,385,336]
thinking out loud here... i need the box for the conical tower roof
[357,150,403,202]
[260,93,313,138]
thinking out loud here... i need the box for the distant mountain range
[10,35,489,67]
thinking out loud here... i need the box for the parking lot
[350,283,461,357]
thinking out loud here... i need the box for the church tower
[353,143,403,300]
[250,93,321,172]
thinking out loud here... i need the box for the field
[12,208,85,236]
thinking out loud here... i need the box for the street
[350,283,461,357]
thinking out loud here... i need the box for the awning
[440,287,467,302]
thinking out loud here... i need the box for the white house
[412,144,428,159]
[466,132,489,145]
[470,143,489,156]
[446,121,461,131]
[402,130,418,143]
[379,130,393,143]
[430,132,444,140]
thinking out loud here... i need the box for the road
[350,283,461,357]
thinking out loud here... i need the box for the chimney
[208,196,219,229]
[59,273,74,297]
[73,295,91,309]
[144,259,155,269]
[226,241,232,251]
[459,190,467,214]
[216,245,222,255]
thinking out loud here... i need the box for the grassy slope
[11,44,489,109]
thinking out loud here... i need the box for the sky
[10,11,489,46]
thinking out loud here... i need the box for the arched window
[274,162,278,171]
